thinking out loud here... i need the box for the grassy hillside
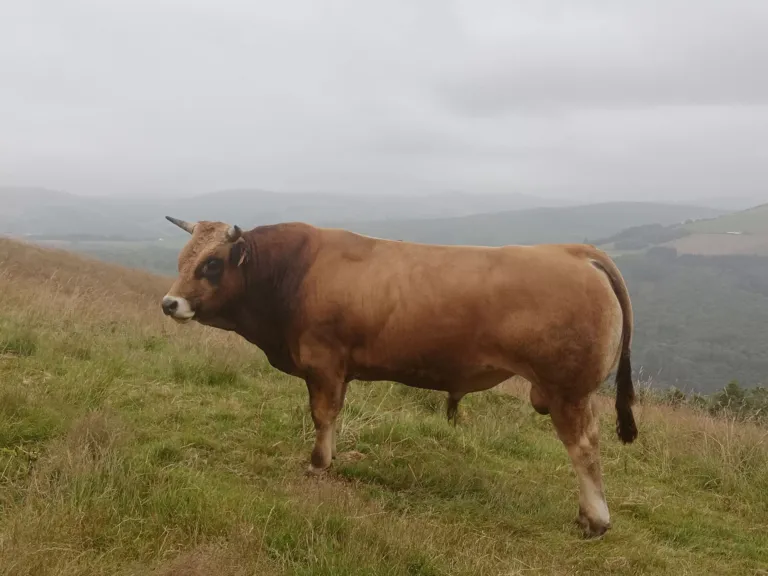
[686,204,768,235]
[336,202,724,246]
[592,209,768,257]
[1,238,767,575]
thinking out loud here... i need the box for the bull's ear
[229,240,248,267]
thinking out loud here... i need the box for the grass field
[1,238,767,575]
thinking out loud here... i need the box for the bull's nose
[162,297,178,316]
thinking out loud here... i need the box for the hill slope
[0,238,766,575]
[592,205,768,257]
[0,187,724,245]
[686,204,768,235]
[334,202,725,246]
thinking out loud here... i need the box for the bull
[161,216,638,538]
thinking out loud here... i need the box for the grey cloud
[438,1,768,115]
[0,0,766,204]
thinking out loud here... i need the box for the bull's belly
[347,356,514,394]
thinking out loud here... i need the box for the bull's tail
[589,250,638,444]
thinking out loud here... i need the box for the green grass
[0,239,767,575]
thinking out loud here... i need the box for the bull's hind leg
[446,392,464,426]
[550,393,610,538]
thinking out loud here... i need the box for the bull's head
[161,216,249,323]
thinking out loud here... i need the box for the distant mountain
[690,195,768,212]
[0,186,80,212]
[331,202,726,247]
[175,188,571,226]
[0,186,570,240]
[0,185,733,249]
[0,187,165,238]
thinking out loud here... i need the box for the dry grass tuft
[66,409,124,463]
[155,538,279,576]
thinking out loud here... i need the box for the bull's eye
[202,257,224,278]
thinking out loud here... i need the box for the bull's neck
[229,224,315,365]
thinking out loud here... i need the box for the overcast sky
[1,0,767,202]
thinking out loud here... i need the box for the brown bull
[161,216,638,538]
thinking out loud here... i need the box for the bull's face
[161,216,249,324]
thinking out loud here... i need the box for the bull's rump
[305,233,624,388]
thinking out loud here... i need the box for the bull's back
[301,232,620,382]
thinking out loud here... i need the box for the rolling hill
[332,202,726,246]
[652,204,768,256]
[1,186,727,247]
[178,188,571,226]
[592,204,768,257]
[0,187,171,239]
[685,204,768,235]
[0,236,766,574]
[0,186,571,241]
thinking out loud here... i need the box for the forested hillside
[617,249,768,392]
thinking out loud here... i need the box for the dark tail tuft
[446,395,460,427]
[615,350,638,444]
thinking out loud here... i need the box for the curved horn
[165,216,196,234]
[227,225,242,242]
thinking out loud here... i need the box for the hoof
[575,511,610,539]
[305,463,330,477]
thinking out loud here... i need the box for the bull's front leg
[305,373,346,475]
[331,380,350,460]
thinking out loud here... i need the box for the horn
[227,225,242,242]
[165,216,196,234]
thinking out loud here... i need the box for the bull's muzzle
[161,295,195,321]
[161,296,178,316]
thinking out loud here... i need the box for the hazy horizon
[2,1,767,204]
